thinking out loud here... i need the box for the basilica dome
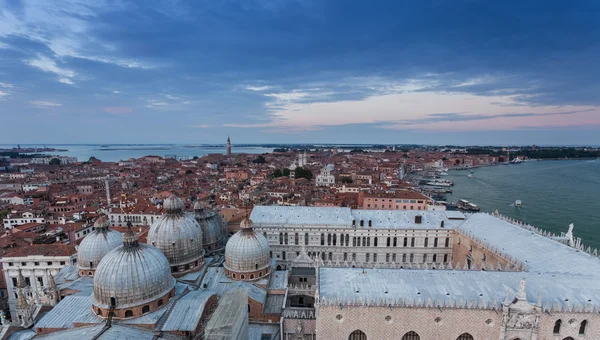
[147,194,205,276]
[92,226,175,319]
[77,216,122,276]
[224,217,271,281]
[194,201,223,252]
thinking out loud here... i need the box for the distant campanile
[226,135,231,156]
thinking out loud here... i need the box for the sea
[446,159,600,249]
[0,144,273,162]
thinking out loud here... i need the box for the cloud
[104,107,132,115]
[245,85,272,91]
[192,124,215,128]
[25,55,76,84]
[0,83,12,99]
[31,100,62,108]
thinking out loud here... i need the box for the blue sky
[1,0,599,145]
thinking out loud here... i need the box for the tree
[49,158,61,165]
[294,167,313,180]
[272,169,283,178]
[341,177,353,184]
[283,168,291,177]
[253,155,267,164]
[193,156,199,160]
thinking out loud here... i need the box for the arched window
[424,237,428,247]
[410,237,415,247]
[328,233,332,245]
[562,338,575,340]
[232,273,236,279]
[401,331,420,340]
[321,233,325,245]
[241,274,245,280]
[374,237,378,247]
[456,333,473,340]
[352,219,356,226]
[295,233,299,245]
[250,274,255,279]
[125,310,133,317]
[393,237,397,247]
[434,237,438,247]
[387,237,391,247]
[333,234,337,246]
[579,320,588,335]
[279,233,283,245]
[142,305,150,314]
[255,263,258,270]
[157,299,163,307]
[553,319,562,334]
[403,237,408,247]
[305,233,309,245]
[346,234,350,246]
[360,220,364,227]
[284,232,288,244]
[97,308,103,316]
[368,220,372,227]
[348,330,367,340]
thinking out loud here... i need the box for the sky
[0,0,599,145]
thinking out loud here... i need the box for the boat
[468,174,473,179]
[515,200,522,207]
[439,171,449,176]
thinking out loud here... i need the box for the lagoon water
[0,144,273,162]
[446,159,600,249]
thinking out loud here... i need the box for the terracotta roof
[4,244,77,257]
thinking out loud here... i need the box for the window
[37,277,43,286]
[328,252,332,261]
[8,262,13,267]
[402,254,407,262]
[34,262,39,266]
[284,232,288,245]
[333,234,337,246]
[348,330,367,340]
[444,254,448,263]
[295,233,299,245]
[386,237,391,247]
[366,237,370,247]
[328,233,332,246]
[393,237,397,247]
[403,237,408,247]
[368,220,372,227]
[401,331,420,340]
[11,278,17,287]
[360,220,364,227]
[579,320,587,335]
[142,305,150,313]
[241,274,245,280]
[250,274,255,279]
[305,233,309,245]
[373,237,377,247]
[125,310,133,317]
[346,234,350,246]
[424,237,428,247]
[353,237,357,246]
[456,334,473,340]
[157,299,163,306]
[553,319,562,334]
[321,233,325,245]
[409,254,414,262]
[344,253,348,261]
[392,254,396,262]
[282,252,286,260]
[445,238,450,247]
[434,238,438,247]
[366,254,370,262]
[373,253,377,262]
[422,254,427,263]
[410,237,415,247]
[60,261,66,265]
[352,253,356,261]
[433,254,437,263]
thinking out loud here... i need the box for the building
[0,244,77,322]
[227,135,232,156]
[358,190,430,210]
[315,165,335,187]
[251,206,456,269]
[29,156,78,165]
[2,212,45,229]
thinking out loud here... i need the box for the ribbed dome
[78,217,122,272]
[163,195,184,213]
[194,203,223,248]
[225,227,270,273]
[93,231,175,311]
[148,194,204,270]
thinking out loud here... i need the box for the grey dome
[163,195,184,213]
[148,194,204,268]
[93,231,175,310]
[225,219,270,273]
[78,217,122,271]
[194,203,223,247]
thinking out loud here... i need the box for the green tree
[341,176,353,184]
[272,169,283,178]
[283,168,291,177]
[253,155,267,164]
[294,167,313,180]
[49,158,61,165]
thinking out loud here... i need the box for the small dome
[194,205,223,249]
[93,229,175,315]
[163,195,184,213]
[224,223,270,280]
[78,217,122,273]
[148,194,204,275]
[240,217,253,230]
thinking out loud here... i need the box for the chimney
[415,215,422,224]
